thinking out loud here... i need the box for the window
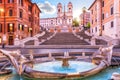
[69,19,71,23]
[111,7,114,15]
[28,5,32,12]
[8,23,14,32]
[58,9,60,12]
[0,37,2,44]
[38,12,39,17]
[102,25,104,30]
[91,10,93,14]
[95,27,97,32]
[51,20,53,24]
[95,5,97,11]
[92,20,93,24]
[35,9,36,14]
[0,0,2,3]
[102,1,104,7]
[92,29,93,33]
[8,0,14,3]
[0,24,2,32]
[102,13,104,20]
[95,18,97,22]
[19,10,23,18]
[18,24,24,31]
[38,19,39,26]
[69,8,71,10]
[19,0,23,6]
[111,21,114,28]
[9,9,13,16]
[69,8,71,11]
[29,17,31,22]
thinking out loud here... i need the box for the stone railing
[108,39,120,46]
[14,31,45,46]
[85,31,92,36]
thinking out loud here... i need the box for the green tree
[72,18,79,27]
[86,22,91,28]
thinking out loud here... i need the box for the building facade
[80,12,90,27]
[89,0,120,39]
[40,2,73,30]
[0,0,41,45]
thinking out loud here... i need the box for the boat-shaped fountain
[0,45,113,79]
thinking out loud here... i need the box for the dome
[57,3,62,7]
[68,2,72,5]
[68,2,72,7]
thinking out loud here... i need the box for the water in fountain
[33,61,97,74]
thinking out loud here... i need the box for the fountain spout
[55,52,76,67]
[64,51,69,57]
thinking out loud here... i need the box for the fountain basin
[33,61,96,74]
[22,61,108,79]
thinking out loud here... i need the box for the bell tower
[67,2,73,13]
[67,2,73,26]
[57,3,62,17]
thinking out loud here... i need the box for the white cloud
[37,1,56,14]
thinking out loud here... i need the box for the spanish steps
[41,32,89,45]
[25,30,107,45]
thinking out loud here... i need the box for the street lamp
[82,7,86,28]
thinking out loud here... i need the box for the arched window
[69,8,71,10]
[9,9,13,16]
[58,9,60,12]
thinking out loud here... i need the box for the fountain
[55,51,76,67]
[0,45,114,79]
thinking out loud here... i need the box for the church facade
[40,2,73,30]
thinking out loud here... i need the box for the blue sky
[32,0,94,20]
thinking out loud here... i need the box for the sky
[32,0,94,21]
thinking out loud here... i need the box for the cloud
[37,1,56,14]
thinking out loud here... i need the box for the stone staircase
[41,32,89,45]
[38,32,54,42]
[25,32,54,45]
[76,30,92,41]
[76,30,107,45]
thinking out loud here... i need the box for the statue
[0,49,33,75]
[92,45,114,65]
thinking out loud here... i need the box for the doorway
[8,36,14,45]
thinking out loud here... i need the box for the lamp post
[82,7,86,29]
